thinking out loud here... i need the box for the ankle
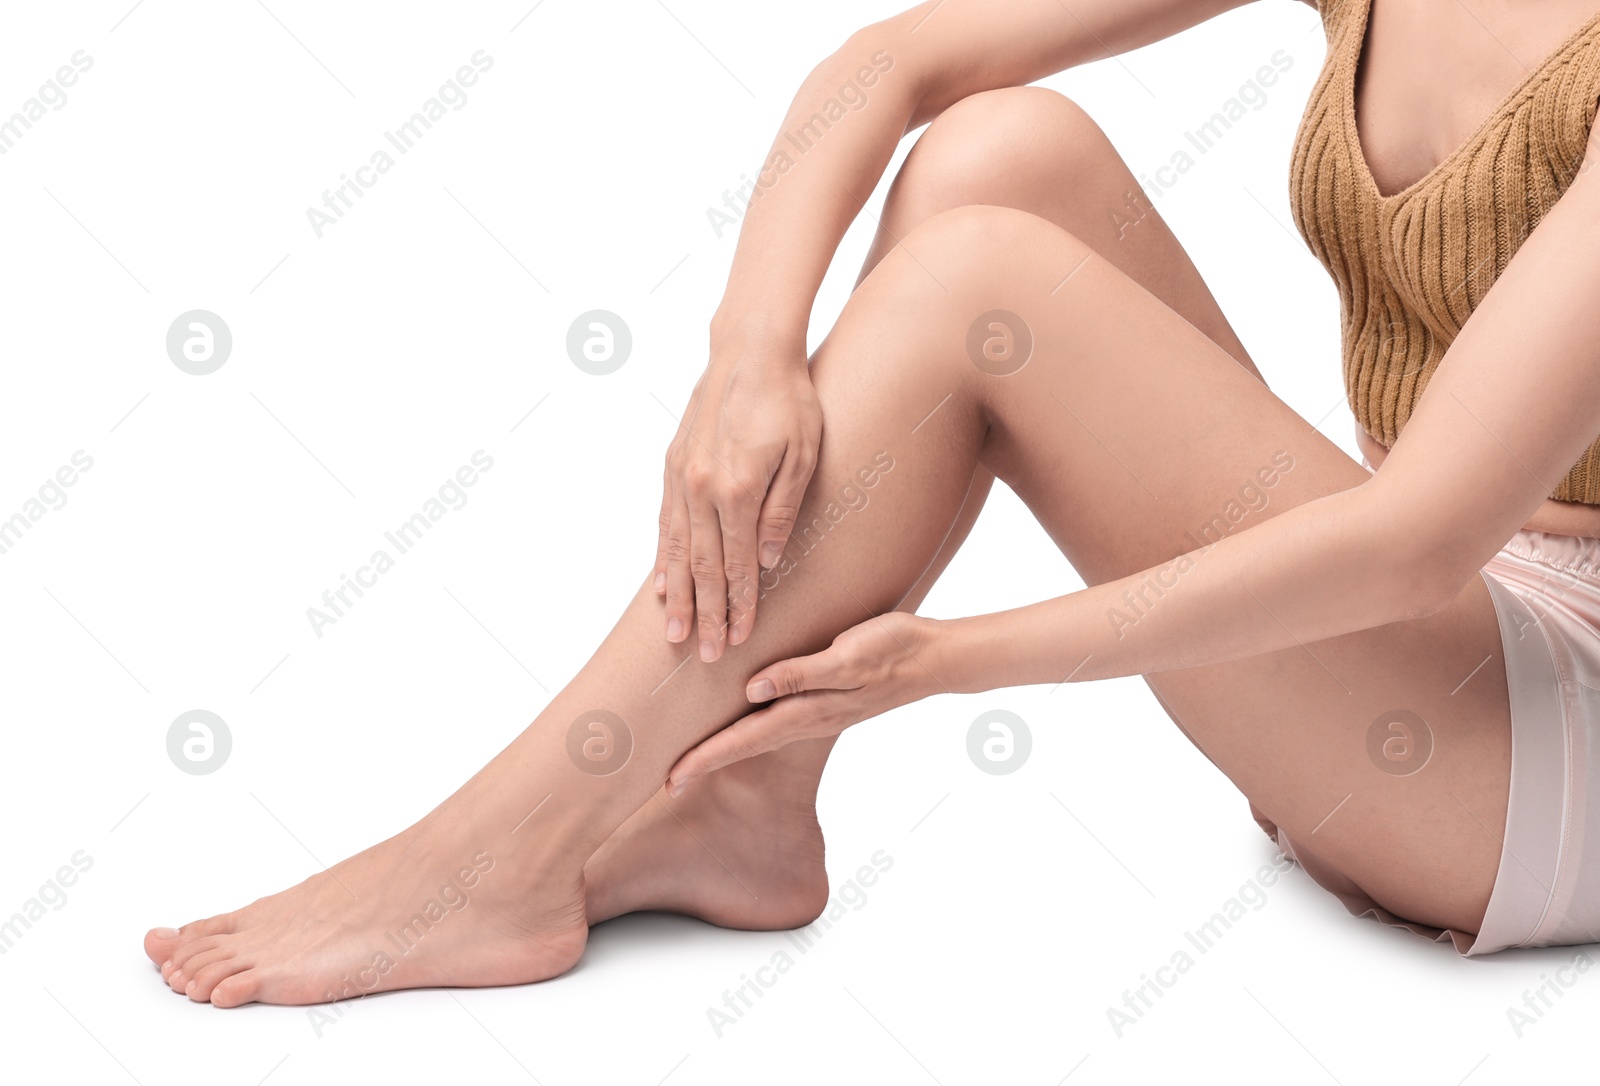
[694,749,826,816]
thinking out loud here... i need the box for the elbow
[823,25,899,81]
[1393,548,1479,622]
[836,21,889,55]
[823,22,928,129]
[1349,484,1480,622]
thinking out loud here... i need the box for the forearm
[933,484,1445,693]
[710,32,919,348]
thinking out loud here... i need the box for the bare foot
[583,746,830,930]
[142,797,587,1008]
[144,740,827,1005]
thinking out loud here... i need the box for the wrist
[924,615,988,696]
[709,307,808,359]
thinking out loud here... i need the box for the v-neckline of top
[1345,0,1600,202]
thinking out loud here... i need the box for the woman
[146,0,1600,1006]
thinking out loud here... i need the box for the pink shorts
[1271,516,1600,955]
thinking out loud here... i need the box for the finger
[663,487,696,644]
[659,379,704,608]
[653,462,675,596]
[746,644,854,701]
[685,467,729,662]
[756,444,816,570]
[667,696,821,791]
[719,479,762,648]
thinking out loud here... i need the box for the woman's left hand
[666,611,949,793]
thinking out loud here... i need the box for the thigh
[872,86,1266,597]
[829,204,1511,935]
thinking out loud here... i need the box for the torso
[1310,0,1600,539]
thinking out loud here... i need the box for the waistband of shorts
[1466,569,1570,955]
[1497,529,1600,581]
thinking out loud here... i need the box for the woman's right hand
[655,327,821,663]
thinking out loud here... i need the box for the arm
[661,0,1261,663]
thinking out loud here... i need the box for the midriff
[1356,426,1600,540]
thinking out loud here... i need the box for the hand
[666,611,947,793]
[656,330,821,662]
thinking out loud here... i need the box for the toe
[143,926,182,964]
[186,958,248,1004]
[165,940,226,993]
[148,913,235,967]
[169,937,222,974]
[209,969,260,1009]
[174,945,234,987]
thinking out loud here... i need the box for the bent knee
[848,204,1098,383]
[823,204,1117,410]
[893,203,1094,283]
[900,86,1120,207]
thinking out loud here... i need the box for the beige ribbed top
[1289,0,1600,503]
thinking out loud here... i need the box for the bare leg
[585,86,1265,928]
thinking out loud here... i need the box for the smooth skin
[146,0,1600,1005]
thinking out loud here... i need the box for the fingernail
[728,622,744,646]
[668,777,686,797]
[760,542,782,567]
[654,571,666,593]
[748,678,776,701]
[667,618,684,641]
[154,927,178,938]
[700,639,716,662]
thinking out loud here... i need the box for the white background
[0,0,1589,1083]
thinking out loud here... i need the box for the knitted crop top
[1288,0,1600,503]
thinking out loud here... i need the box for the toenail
[161,959,172,972]
[153,927,178,938]
[186,980,198,996]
